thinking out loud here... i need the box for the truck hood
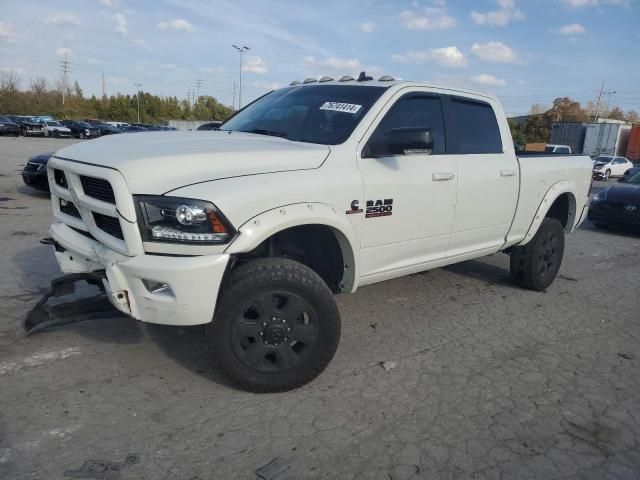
[53,131,330,193]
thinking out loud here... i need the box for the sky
[1,0,639,116]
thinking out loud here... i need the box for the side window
[557,147,570,154]
[613,158,623,164]
[367,94,445,156]
[445,98,503,154]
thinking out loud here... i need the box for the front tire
[207,258,341,393]
[605,169,611,181]
[510,218,565,291]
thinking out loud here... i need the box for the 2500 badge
[365,199,393,218]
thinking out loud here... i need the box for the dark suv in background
[0,116,20,136]
[60,120,101,139]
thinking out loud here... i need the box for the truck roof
[285,78,498,103]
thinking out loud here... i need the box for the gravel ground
[0,136,639,480]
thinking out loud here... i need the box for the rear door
[443,96,519,257]
[356,90,457,280]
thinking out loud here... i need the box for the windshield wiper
[244,128,289,139]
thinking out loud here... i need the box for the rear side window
[556,147,570,154]
[446,98,503,154]
[367,94,446,156]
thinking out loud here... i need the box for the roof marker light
[289,80,301,86]
[378,75,395,81]
[303,77,318,84]
[339,75,354,82]
[319,76,334,82]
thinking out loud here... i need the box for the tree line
[0,70,234,124]
[509,96,639,147]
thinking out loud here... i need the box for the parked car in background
[106,121,130,129]
[131,123,162,131]
[544,144,572,154]
[21,152,52,191]
[120,125,147,133]
[592,156,633,181]
[42,121,73,138]
[197,121,222,131]
[589,170,640,229]
[34,115,57,123]
[93,123,122,136]
[60,120,101,139]
[7,115,45,136]
[618,167,640,182]
[0,115,20,136]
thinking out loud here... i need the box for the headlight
[134,195,235,244]
[592,190,605,202]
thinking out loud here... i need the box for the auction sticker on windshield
[319,102,362,114]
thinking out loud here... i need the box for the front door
[356,91,457,282]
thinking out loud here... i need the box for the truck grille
[80,176,115,203]
[54,169,68,188]
[49,158,140,256]
[93,212,124,239]
[60,199,81,218]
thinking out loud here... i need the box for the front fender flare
[224,202,360,292]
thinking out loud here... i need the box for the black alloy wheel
[207,258,341,392]
[230,290,319,373]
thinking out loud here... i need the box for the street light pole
[134,83,143,123]
[232,45,250,109]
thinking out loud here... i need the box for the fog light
[142,279,173,297]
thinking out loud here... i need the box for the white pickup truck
[46,74,592,392]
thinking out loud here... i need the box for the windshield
[594,156,612,163]
[221,85,388,145]
[46,121,62,127]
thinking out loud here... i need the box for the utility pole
[194,79,204,102]
[102,73,106,99]
[232,81,236,110]
[60,52,71,106]
[593,82,616,122]
[134,82,142,123]
[232,44,250,109]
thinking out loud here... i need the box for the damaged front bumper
[49,222,230,325]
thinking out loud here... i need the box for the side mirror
[388,128,433,156]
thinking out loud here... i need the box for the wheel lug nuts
[282,319,286,323]
[271,317,276,321]
[262,322,267,327]
[286,327,291,332]
[284,337,288,341]
[259,332,263,336]
[263,341,268,345]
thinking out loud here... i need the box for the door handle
[500,169,516,177]
[432,172,455,181]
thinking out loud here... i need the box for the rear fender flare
[519,181,578,246]
[224,202,360,292]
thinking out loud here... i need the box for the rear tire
[510,218,565,291]
[207,258,341,393]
